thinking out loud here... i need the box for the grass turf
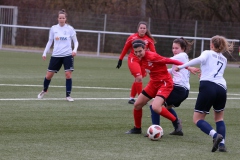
[0,50,240,160]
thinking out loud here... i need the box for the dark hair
[173,37,193,53]
[137,21,156,44]
[58,9,67,16]
[58,9,68,23]
[132,39,146,49]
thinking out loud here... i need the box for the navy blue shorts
[195,81,227,114]
[165,85,189,107]
[48,55,74,73]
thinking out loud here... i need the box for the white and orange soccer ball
[146,125,164,141]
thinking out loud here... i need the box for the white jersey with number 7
[178,50,227,89]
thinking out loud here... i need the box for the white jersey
[44,24,76,57]
[179,50,227,89]
[169,52,190,90]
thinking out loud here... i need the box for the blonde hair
[211,35,234,54]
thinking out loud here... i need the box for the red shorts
[128,56,146,78]
[144,79,173,99]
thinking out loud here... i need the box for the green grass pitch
[0,50,240,160]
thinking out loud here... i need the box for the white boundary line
[0,84,129,90]
[1,83,240,95]
[0,97,240,101]
[0,83,239,100]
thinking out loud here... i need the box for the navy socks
[43,77,51,92]
[150,105,160,125]
[66,78,72,97]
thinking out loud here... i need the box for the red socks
[130,82,142,98]
[135,82,142,95]
[159,107,176,122]
[130,82,137,98]
[133,108,142,128]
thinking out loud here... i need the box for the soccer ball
[146,125,164,141]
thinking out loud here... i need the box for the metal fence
[0,7,239,60]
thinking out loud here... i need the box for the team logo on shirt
[144,40,148,45]
[148,62,153,66]
[55,36,67,40]
[145,69,150,73]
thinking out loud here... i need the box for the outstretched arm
[163,57,184,66]
[119,38,132,60]
[187,67,201,75]
[175,58,202,71]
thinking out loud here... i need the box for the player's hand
[116,59,122,69]
[72,51,77,57]
[198,72,201,79]
[175,66,180,72]
[187,67,201,75]
[42,56,46,61]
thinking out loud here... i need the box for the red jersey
[141,51,184,82]
[119,33,156,60]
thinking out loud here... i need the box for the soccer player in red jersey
[116,21,156,104]
[125,39,184,134]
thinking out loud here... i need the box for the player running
[116,21,156,104]
[125,39,184,135]
[175,35,234,152]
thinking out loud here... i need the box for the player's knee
[151,105,161,113]
[46,72,54,79]
[135,76,142,82]
[65,72,72,79]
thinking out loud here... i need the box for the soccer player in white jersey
[175,35,234,152]
[149,38,199,136]
[38,9,79,102]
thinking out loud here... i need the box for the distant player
[116,21,156,104]
[175,35,234,152]
[38,9,79,102]
[149,37,199,136]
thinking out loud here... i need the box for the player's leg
[194,112,223,152]
[213,85,227,152]
[128,57,143,104]
[150,104,160,125]
[44,71,55,90]
[148,86,185,130]
[152,96,182,132]
[64,55,74,102]
[151,82,182,133]
[194,81,223,152]
[167,87,189,135]
[38,57,61,99]
[214,111,226,152]
[125,92,150,134]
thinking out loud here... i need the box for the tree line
[1,0,240,23]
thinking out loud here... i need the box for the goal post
[0,5,18,46]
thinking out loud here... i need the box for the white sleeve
[168,68,172,74]
[178,51,207,69]
[42,28,54,56]
[42,38,53,56]
[71,34,79,53]
[178,58,201,69]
